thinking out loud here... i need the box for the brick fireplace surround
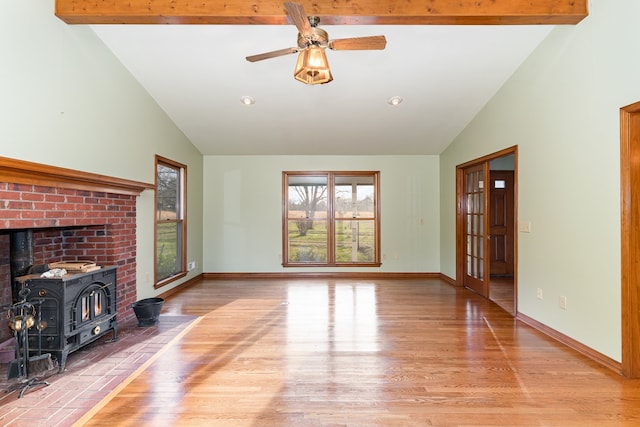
[0,156,154,344]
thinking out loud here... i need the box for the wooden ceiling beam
[55,0,588,26]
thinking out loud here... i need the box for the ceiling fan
[245,2,387,85]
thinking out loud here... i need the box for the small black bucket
[131,297,164,327]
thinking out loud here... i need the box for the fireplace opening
[2,221,136,335]
[0,229,118,371]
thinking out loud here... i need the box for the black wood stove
[14,266,118,371]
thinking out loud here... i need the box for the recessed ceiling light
[240,96,255,105]
[388,96,403,106]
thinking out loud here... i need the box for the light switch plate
[519,220,531,233]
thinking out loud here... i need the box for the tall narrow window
[283,171,380,267]
[155,156,187,287]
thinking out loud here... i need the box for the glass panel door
[463,163,488,296]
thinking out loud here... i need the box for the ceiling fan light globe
[294,45,333,85]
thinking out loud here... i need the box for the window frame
[154,155,187,288]
[282,171,381,267]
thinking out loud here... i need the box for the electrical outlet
[536,288,543,300]
[559,296,567,310]
[187,261,196,271]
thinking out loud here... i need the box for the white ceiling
[91,24,553,156]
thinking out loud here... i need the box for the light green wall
[1,1,204,298]
[203,155,440,273]
[440,0,640,361]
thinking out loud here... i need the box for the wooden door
[489,171,514,276]
[462,163,488,296]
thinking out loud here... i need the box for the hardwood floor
[489,275,515,314]
[80,278,640,426]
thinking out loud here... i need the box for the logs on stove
[14,266,118,371]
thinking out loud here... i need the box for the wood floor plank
[80,278,640,426]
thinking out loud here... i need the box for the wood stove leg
[57,350,69,373]
[105,322,118,343]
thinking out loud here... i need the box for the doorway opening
[456,146,517,315]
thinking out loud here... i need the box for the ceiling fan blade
[329,35,387,51]
[284,2,312,38]
[246,47,298,62]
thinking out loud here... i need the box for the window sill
[282,262,382,268]
[154,271,187,289]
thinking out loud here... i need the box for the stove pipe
[9,230,34,301]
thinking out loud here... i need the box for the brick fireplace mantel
[0,156,154,197]
[0,156,154,343]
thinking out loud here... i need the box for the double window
[283,171,380,267]
[155,156,187,287]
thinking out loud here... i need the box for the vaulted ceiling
[56,1,587,155]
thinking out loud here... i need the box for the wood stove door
[73,282,113,329]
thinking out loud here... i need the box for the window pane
[334,175,375,219]
[157,164,179,220]
[335,220,375,262]
[156,157,186,286]
[287,176,327,220]
[287,219,328,262]
[157,221,182,281]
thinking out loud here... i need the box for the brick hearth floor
[0,314,198,427]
